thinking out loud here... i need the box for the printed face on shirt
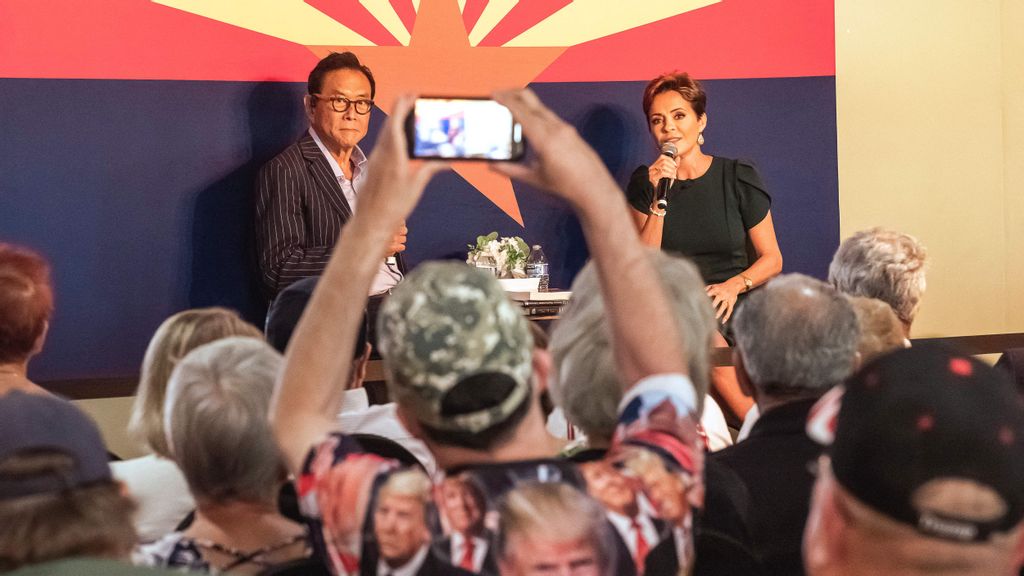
[647,90,706,160]
[306,68,372,156]
[373,492,431,566]
[581,461,639,517]
[441,476,486,534]
[499,535,603,576]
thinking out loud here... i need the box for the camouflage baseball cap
[377,262,534,434]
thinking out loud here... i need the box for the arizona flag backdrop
[1,0,836,381]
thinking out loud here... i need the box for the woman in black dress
[627,72,783,423]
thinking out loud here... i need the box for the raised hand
[354,94,447,235]
[492,88,688,384]
[648,153,678,188]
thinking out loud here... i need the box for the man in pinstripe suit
[256,52,406,299]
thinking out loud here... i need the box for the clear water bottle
[525,245,549,291]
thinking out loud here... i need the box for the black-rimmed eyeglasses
[312,94,374,115]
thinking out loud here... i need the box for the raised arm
[270,96,446,473]
[493,89,687,387]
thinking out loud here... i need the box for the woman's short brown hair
[642,72,707,120]
[0,244,54,364]
[0,452,136,571]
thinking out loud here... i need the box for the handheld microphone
[655,142,677,211]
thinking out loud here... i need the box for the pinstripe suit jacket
[255,133,358,296]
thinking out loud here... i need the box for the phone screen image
[409,98,524,161]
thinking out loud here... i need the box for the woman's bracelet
[649,206,667,217]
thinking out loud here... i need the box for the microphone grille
[661,142,677,157]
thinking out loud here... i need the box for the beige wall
[75,396,146,460]
[836,0,1024,337]
[1004,0,1024,329]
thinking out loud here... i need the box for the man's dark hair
[265,276,369,360]
[307,52,376,99]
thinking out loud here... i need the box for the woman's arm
[632,206,666,248]
[706,211,783,322]
[493,89,687,387]
[738,210,783,287]
[628,157,675,248]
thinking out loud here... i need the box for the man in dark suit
[434,475,498,575]
[580,460,666,575]
[712,274,860,575]
[255,51,406,298]
[368,469,473,576]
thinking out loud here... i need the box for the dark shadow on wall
[188,82,307,327]
[579,104,634,181]
[548,103,638,284]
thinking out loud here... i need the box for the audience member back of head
[713,274,860,575]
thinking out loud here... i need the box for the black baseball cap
[808,345,1024,542]
[0,392,112,500]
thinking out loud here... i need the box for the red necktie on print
[459,537,476,571]
[632,517,650,574]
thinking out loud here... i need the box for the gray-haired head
[828,227,927,329]
[163,337,284,504]
[548,249,712,445]
[376,262,533,435]
[733,274,859,398]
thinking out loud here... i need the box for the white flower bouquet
[466,232,530,278]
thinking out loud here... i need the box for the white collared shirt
[337,389,438,476]
[377,543,429,576]
[450,531,489,572]
[309,128,401,295]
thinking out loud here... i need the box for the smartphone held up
[405,97,525,161]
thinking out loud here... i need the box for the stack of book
[506,289,571,317]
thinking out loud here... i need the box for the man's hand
[387,223,408,257]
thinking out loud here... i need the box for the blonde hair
[496,482,613,573]
[127,307,262,457]
[379,468,433,504]
[848,296,908,365]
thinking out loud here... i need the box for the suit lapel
[299,134,354,221]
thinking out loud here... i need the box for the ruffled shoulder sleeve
[734,159,772,229]
[626,165,655,214]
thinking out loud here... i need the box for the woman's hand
[706,278,745,323]
[648,152,678,188]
